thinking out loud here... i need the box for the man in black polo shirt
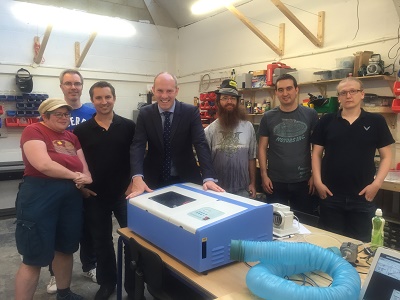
[74,81,135,300]
[311,77,394,242]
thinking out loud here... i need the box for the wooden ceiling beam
[225,4,284,56]
[271,0,325,48]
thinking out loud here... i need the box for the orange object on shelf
[391,98,400,113]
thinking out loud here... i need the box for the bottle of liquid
[371,208,385,251]
[231,69,236,80]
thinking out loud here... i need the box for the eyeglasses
[220,96,238,101]
[51,112,71,118]
[62,82,82,88]
[337,89,362,97]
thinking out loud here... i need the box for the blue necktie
[162,112,172,182]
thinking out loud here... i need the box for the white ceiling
[152,0,253,28]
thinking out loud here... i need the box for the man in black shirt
[311,77,394,242]
[74,81,135,300]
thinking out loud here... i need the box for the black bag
[16,68,33,93]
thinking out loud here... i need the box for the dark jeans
[80,199,97,272]
[264,180,316,215]
[85,194,134,295]
[319,194,376,242]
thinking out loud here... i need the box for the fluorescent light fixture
[191,0,238,15]
[11,2,136,37]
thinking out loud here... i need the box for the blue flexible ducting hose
[230,240,360,300]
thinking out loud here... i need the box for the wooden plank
[33,25,53,64]
[75,32,97,68]
[225,4,283,56]
[271,0,324,47]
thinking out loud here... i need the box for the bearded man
[204,79,257,198]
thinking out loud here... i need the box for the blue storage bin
[15,96,24,102]
[16,110,25,117]
[26,103,35,110]
[16,103,26,109]
[0,95,6,101]
[33,110,40,117]
[25,111,34,117]
[6,110,16,116]
[6,95,15,101]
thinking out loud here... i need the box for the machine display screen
[149,191,196,208]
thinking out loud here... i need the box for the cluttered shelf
[238,75,395,92]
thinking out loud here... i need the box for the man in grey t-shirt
[205,79,257,198]
[258,74,318,214]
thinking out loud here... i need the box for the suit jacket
[130,100,216,189]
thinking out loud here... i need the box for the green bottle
[370,208,385,251]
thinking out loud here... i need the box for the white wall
[1,0,400,163]
[0,0,178,162]
[176,0,400,102]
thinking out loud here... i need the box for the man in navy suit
[127,72,224,197]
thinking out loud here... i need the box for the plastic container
[363,94,393,107]
[18,117,29,127]
[16,103,26,109]
[288,68,323,83]
[5,117,19,127]
[313,97,339,113]
[391,99,400,113]
[331,68,353,79]
[313,70,332,81]
[371,208,385,251]
[336,56,355,69]
[6,110,16,116]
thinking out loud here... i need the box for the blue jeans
[264,180,316,215]
[319,194,376,242]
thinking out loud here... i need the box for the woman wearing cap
[15,98,92,300]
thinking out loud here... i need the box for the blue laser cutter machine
[128,183,273,273]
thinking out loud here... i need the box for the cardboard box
[353,51,373,76]
[252,70,267,76]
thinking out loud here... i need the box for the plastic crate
[16,103,26,109]
[25,103,35,110]
[29,117,39,124]
[313,97,339,113]
[6,110,16,116]
[5,117,19,127]
[18,117,29,127]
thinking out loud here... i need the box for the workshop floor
[0,216,152,300]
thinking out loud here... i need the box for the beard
[217,102,247,131]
